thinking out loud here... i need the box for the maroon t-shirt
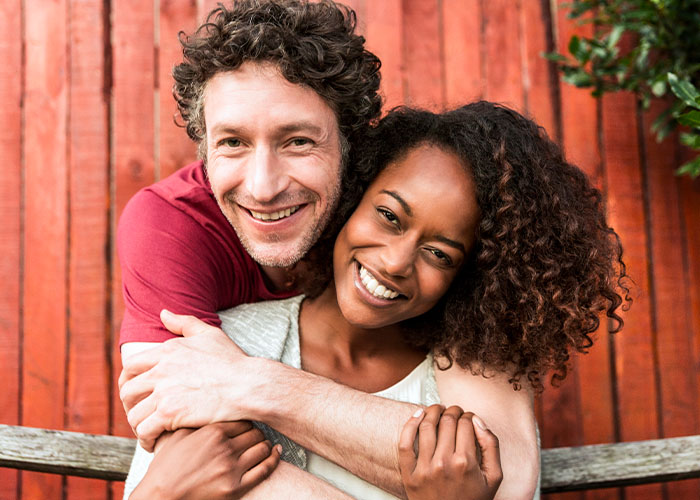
[118,160,295,345]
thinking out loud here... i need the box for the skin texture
[204,62,343,270]
[398,405,502,500]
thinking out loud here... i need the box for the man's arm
[121,314,539,499]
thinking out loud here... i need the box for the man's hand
[399,405,502,500]
[130,421,281,500]
[119,310,260,451]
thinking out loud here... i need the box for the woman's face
[333,143,480,329]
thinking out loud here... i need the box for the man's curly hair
[303,102,631,391]
[172,0,382,159]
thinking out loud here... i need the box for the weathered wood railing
[2,424,700,493]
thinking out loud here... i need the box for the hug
[117,2,629,499]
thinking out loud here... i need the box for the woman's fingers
[240,442,282,490]
[398,408,426,477]
[416,404,443,468]
[433,405,464,463]
[472,414,503,488]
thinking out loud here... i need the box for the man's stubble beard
[217,179,342,269]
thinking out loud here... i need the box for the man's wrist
[240,356,293,422]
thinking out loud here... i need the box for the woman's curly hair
[304,102,631,392]
[172,0,382,159]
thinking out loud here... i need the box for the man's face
[204,62,343,267]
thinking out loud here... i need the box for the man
[118,1,539,498]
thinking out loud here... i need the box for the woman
[125,102,628,499]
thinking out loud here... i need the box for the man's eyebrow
[380,190,413,217]
[276,122,325,136]
[380,189,466,253]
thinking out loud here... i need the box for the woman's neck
[298,285,426,392]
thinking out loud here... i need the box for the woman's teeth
[250,206,300,221]
[359,265,400,300]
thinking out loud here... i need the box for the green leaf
[568,35,590,63]
[607,25,625,48]
[564,70,594,88]
[668,73,700,109]
[675,156,700,179]
[542,52,569,63]
[652,80,667,97]
[680,132,700,148]
[677,110,700,128]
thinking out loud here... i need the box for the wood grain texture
[158,0,198,179]
[365,0,403,110]
[402,0,443,109]
[601,90,660,500]
[442,0,483,107]
[642,101,700,499]
[483,0,524,110]
[22,0,69,497]
[67,0,111,498]
[0,0,23,497]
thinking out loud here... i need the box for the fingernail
[275,444,283,454]
[473,415,488,430]
[412,408,424,418]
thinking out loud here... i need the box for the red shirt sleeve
[117,190,229,343]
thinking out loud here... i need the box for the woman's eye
[377,208,399,226]
[428,248,452,265]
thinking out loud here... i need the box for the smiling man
[118,1,539,499]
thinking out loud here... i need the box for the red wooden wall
[1,1,699,499]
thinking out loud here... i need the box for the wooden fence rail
[2,425,700,494]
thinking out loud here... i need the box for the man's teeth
[359,265,400,300]
[250,206,300,221]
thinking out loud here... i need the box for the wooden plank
[541,435,700,493]
[520,0,557,138]
[158,0,198,179]
[402,0,443,109]
[0,425,134,481]
[0,0,23,497]
[601,90,660,500]
[22,0,69,497]
[365,0,403,110]
[67,0,111,498]
[642,101,700,499]
[550,7,618,500]
[442,0,483,108]
[483,0,524,110]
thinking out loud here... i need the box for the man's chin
[240,240,312,268]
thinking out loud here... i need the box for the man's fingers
[239,444,282,490]
[417,404,443,467]
[160,309,213,337]
[119,349,161,388]
[398,408,425,477]
[433,405,463,462]
[471,414,503,488]
[135,412,169,453]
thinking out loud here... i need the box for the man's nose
[244,147,290,202]
[380,239,415,278]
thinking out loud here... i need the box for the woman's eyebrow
[380,190,412,216]
[434,235,466,254]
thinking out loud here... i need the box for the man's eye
[290,138,312,147]
[221,138,242,148]
[377,208,399,226]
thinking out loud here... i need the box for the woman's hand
[131,421,281,500]
[398,405,503,500]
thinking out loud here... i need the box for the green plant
[545,0,700,178]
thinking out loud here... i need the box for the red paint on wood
[0,0,22,497]
[22,0,69,497]
[442,0,483,107]
[643,101,700,498]
[66,0,111,498]
[520,0,556,138]
[159,0,198,179]
[402,0,443,109]
[197,0,221,22]
[365,0,403,110]
[483,0,524,110]
[112,0,157,441]
[602,91,660,500]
